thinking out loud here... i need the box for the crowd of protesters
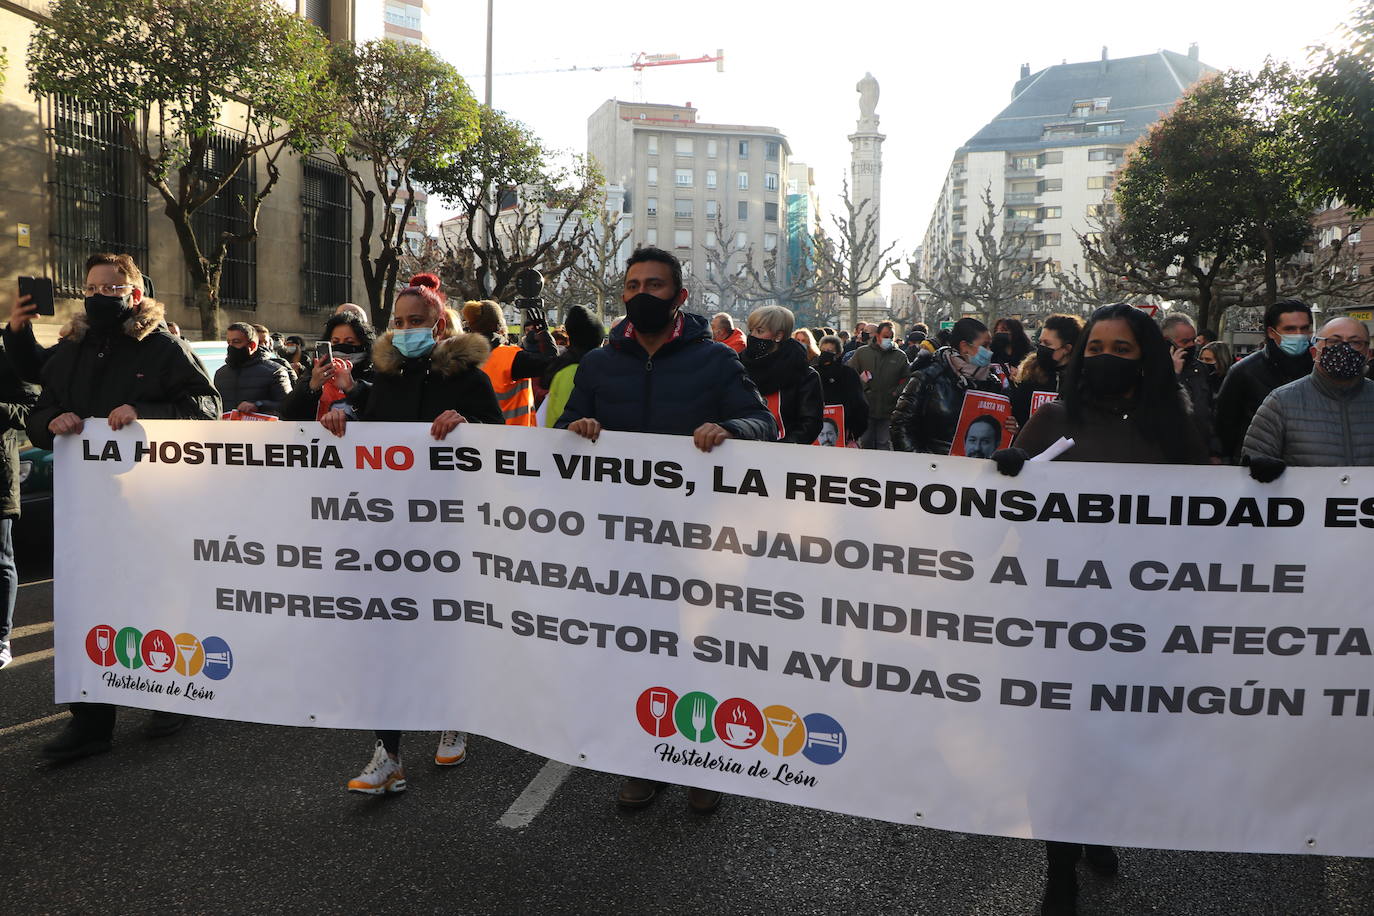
[3,245,1372,916]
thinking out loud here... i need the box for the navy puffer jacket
[555,311,775,440]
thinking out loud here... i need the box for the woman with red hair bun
[319,272,504,795]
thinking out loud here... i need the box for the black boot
[40,720,112,762]
[1041,841,1080,916]
[1083,844,1119,877]
[143,711,187,738]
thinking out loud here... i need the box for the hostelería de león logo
[84,625,232,701]
[635,687,847,788]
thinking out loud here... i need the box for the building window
[764,232,777,251]
[675,137,693,156]
[1040,206,1062,219]
[1087,203,1116,218]
[705,199,719,220]
[735,231,748,249]
[738,201,748,221]
[48,94,149,298]
[675,168,693,187]
[305,0,332,32]
[707,139,718,158]
[1037,178,1063,193]
[1087,176,1114,190]
[301,158,351,314]
[705,169,717,189]
[705,230,717,248]
[1089,122,1123,135]
[646,197,658,217]
[193,131,258,310]
[674,199,693,219]
[647,166,658,186]
[1010,155,1037,170]
[1038,151,1064,165]
[647,135,658,155]
[738,172,749,190]
[1070,98,1111,118]
[1037,234,1063,248]
[645,228,657,246]
[765,141,780,161]
[1088,148,1124,162]
[674,229,691,249]
[738,140,749,159]
[764,172,778,191]
[764,201,778,222]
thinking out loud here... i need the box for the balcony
[1005,191,1037,205]
[1005,167,1038,179]
[1004,218,1034,232]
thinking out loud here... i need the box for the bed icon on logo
[200,636,234,680]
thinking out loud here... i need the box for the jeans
[859,422,891,450]
[0,518,14,645]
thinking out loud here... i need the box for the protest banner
[1029,391,1057,416]
[949,391,1014,459]
[814,405,845,447]
[54,421,1374,856]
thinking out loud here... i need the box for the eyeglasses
[82,284,134,296]
[1315,335,1371,352]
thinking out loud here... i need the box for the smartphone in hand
[314,341,332,364]
[18,276,55,316]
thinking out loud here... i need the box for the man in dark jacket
[815,334,869,443]
[1215,298,1313,463]
[740,305,823,444]
[33,253,220,762]
[1161,313,1218,457]
[214,322,293,416]
[557,247,773,815]
[0,344,37,669]
[849,321,911,448]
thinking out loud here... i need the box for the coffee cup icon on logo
[725,722,756,744]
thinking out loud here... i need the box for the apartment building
[918,47,1215,313]
[587,100,792,313]
[0,0,369,341]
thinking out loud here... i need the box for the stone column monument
[850,73,887,321]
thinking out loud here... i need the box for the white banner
[55,421,1374,855]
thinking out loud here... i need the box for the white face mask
[880,337,894,350]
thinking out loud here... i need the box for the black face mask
[744,336,776,360]
[1081,353,1141,397]
[1035,344,1060,372]
[860,332,872,343]
[624,292,676,335]
[818,351,839,367]
[84,294,133,332]
[225,345,252,368]
[991,332,1012,357]
[332,342,365,355]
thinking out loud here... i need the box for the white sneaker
[434,730,468,766]
[347,740,406,794]
[0,641,10,669]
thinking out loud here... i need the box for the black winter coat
[741,338,824,444]
[1215,341,1313,463]
[350,332,503,425]
[555,312,775,440]
[280,358,375,420]
[1176,353,1219,456]
[0,346,38,517]
[890,348,1000,454]
[813,353,869,440]
[27,301,220,450]
[213,349,293,415]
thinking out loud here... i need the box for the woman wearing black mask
[1010,314,1084,425]
[279,314,376,421]
[740,305,823,444]
[990,318,1034,389]
[991,303,1207,916]
[814,334,868,444]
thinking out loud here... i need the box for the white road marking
[498,759,574,829]
[0,712,65,737]
[7,647,55,669]
[10,621,53,640]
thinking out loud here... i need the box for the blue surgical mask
[393,326,437,358]
[881,337,894,350]
[1277,334,1311,357]
[970,345,993,368]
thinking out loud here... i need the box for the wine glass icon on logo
[95,627,112,665]
[650,690,669,735]
[634,686,679,738]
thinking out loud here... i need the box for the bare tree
[697,215,753,319]
[914,186,1041,327]
[740,236,830,326]
[814,179,899,329]
[560,203,632,324]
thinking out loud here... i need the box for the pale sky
[426,0,1355,266]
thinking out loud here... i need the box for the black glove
[1244,454,1286,483]
[991,447,1029,477]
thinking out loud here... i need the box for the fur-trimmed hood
[63,298,167,344]
[372,330,491,377]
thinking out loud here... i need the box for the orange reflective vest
[483,344,536,426]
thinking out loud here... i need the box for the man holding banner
[557,245,774,812]
[32,253,219,761]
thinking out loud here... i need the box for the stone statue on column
[856,72,880,130]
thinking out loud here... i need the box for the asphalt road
[3,569,1373,916]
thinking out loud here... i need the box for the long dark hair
[1060,303,1196,462]
[996,317,1033,364]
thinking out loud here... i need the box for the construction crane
[476,50,725,101]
